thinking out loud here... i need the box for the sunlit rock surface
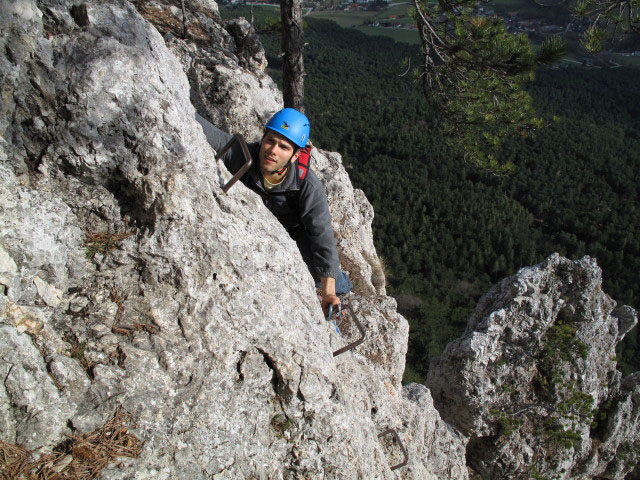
[1,0,637,478]
[0,0,466,478]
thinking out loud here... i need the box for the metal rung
[332,303,366,357]
[378,428,409,471]
[215,133,252,193]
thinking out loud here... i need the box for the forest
[222,7,640,382]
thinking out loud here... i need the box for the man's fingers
[322,295,341,316]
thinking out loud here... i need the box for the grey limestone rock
[136,0,281,142]
[2,0,637,478]
[0,0,467,478]
[428,254,639,479]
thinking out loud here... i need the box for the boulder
[428,254,639,479]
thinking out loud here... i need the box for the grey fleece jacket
[196,113,340,280]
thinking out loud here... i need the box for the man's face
[259,130,299,176]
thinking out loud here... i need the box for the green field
[354,25,420,44]
[222,4,420,45]
[307,10,376,28]
[307,4,419,44]
[308,4,413,25]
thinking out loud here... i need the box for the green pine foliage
[571,0,640,52]
[220,7,640,379]
[411,0,566,172]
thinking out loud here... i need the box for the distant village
[222,0,640,64]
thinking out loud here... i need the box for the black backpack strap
[283,189,301,218]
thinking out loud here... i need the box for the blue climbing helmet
[265,108,310,148]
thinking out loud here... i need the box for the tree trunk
[181,0,187,38]
[280,0,305,112]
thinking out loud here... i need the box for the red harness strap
[297,146,312,180]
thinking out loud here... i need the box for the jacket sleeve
[298,171,341,279]
[195,112,249,174]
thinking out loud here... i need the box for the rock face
[428,254,639,479]
[0,0,466,478]
[0,0,637,479]
[133,0,281,141]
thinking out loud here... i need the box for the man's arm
[298,172,342,313]
[195,113,249,174]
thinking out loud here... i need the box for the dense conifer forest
[222,8,640,381]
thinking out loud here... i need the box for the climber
[196,108,352,314]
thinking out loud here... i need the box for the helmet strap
[274,165,288,176]
[271,148,299,176]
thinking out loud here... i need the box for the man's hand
[320,277,341,316]
[322,294,341,316]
